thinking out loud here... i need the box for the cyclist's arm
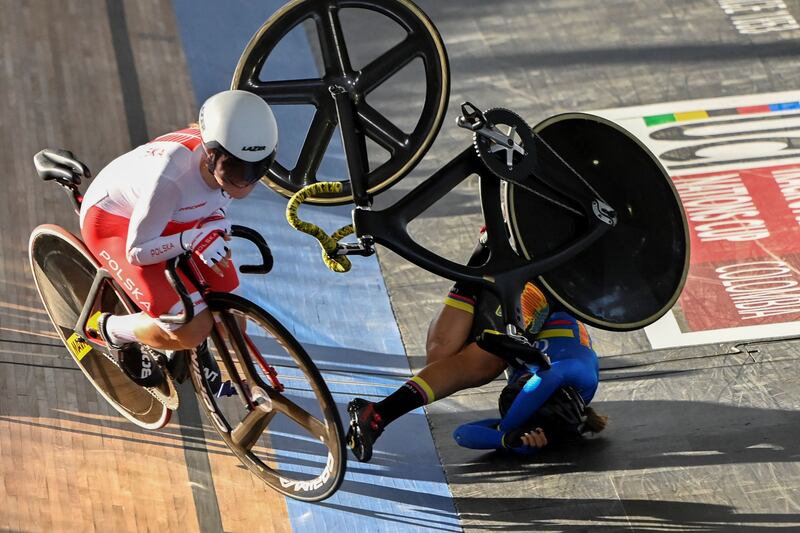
[453,418,543,455]
[498,364,564,433]
[126,178,186,266]
[453,418,503,449]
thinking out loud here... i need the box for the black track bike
[29,149,346,502]
[232,0,690,370]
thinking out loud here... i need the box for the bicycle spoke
[249,79,327,106]
[231,404,277,451]
[271,393,328,442]
[358,103,409,154]
[357,36,418,95]
[291,108,337,185]
[314,5,351,77]
[213,316,258,405]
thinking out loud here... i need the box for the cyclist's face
[217,173,258,199]
[209,150,260,199]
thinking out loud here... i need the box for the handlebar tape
[285,182,354,273]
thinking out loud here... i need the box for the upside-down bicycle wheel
[503,114,690,331]
[29,225,176,429]
[232,0,450,204]
[189,292,346,502]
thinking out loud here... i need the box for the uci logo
[242,145,266,151]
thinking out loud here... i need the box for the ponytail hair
[583,406,608,434]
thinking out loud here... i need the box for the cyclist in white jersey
[79,90,277,386]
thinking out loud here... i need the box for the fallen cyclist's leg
[347,227,550,462]
[347,341,507,462]
[346,230,491,461]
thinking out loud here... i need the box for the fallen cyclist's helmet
[499,376,588,444]
[199,90,278,187]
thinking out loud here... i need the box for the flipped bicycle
[231,0,690,369]
[29,149,346,502]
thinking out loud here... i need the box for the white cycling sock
[105,313,144,346]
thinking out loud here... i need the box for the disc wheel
[190,292,346,502]
[504,114,690,331]
[232,0,450,204]
[28,225,176,429]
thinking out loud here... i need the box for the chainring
[473,108,536,181]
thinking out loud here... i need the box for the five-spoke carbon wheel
[190,292,346,502]
[232,0,450,204]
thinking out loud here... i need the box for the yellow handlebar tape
[286,182,354,273]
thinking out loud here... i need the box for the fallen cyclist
[452,315,607,454]
[346,228,607,460]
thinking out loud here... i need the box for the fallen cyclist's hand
[505,426,548,449]
[181,226,232,276]
[520,427,548,448]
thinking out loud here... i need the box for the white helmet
[199,90,278,185]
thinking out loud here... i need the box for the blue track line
[171,1,459,530]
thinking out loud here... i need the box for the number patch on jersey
[66,333,92,361]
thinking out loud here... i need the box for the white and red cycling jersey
[80,127,239,320]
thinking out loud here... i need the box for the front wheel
[232,0,450,204]
[189,292,346,502]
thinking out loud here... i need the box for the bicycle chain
[531,130,610,206]
[472,107,583,217]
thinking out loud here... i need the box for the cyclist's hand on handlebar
[181,227,231,276]
[198,209,231,236]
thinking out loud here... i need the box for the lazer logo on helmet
[241,145,266,151]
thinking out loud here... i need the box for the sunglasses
[210,147,276,188]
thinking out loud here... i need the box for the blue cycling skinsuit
[453,311,599,454]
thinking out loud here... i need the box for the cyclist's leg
[349,253,550,461]
[426,294,476,365]
[426,229,490,364]
[350,230,503,460]
[348,341,505,461]
[135,308,214,351]
[80,206,236,351]
[374,281,549,426]
[140,252,241,349]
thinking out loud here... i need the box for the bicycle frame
[74,259,195,338]
[331,91,614,332]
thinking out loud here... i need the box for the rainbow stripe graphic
[644,100,800,126]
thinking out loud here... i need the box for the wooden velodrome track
[0,2,291,531]
[3,0,800,531]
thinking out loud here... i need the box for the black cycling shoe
[346,398,384,463]
[114,344,164,388]
[87,311,164,388]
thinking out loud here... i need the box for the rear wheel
[504,114,690,330]
[189,292,346,502]
[28,225,175,429]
